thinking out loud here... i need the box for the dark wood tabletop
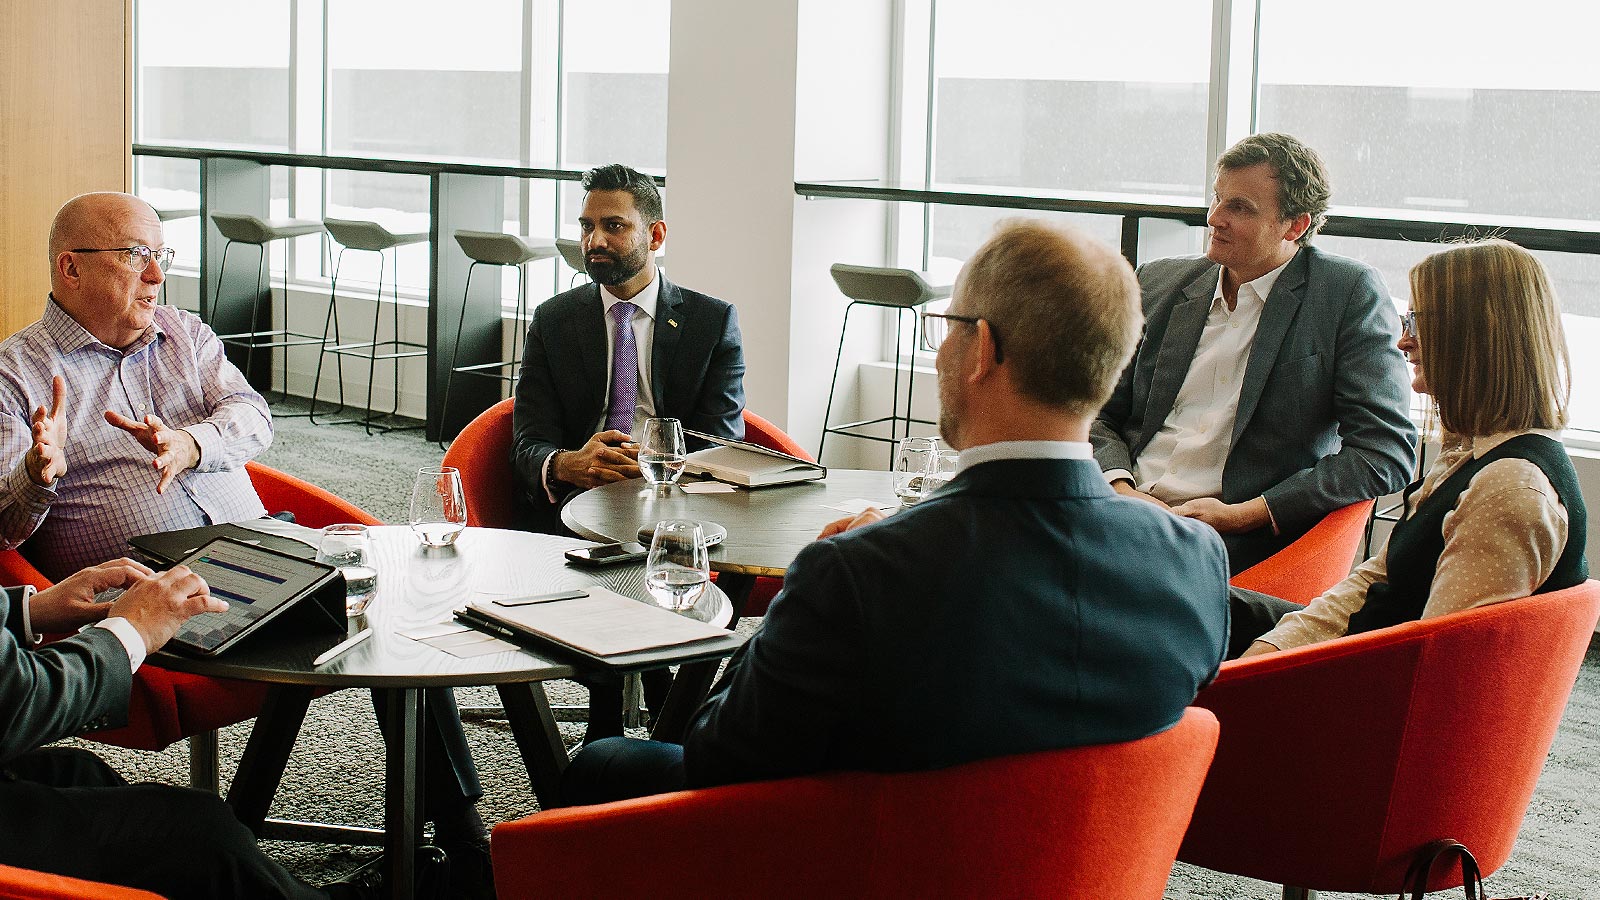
[561,471,900,578]
[154,525,730,688]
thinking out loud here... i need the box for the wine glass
[316,524,377,615]
[410,466,467,547]
[893,437,938,506]
[639,417,687,492]
[645,519,710,612]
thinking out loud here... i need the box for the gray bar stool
[152,207,199,306]
[208,213,329,405]
[817,264,952,466]
[309,218,430,434]
[439,230,558,445]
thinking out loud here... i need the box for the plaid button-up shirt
[0,299,270,580]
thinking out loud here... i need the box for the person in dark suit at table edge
[0,558,420,899]
[556,218,1230,804]
[1090,133,1416,572]
[510,163,746,741]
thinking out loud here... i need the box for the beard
[584,241,651,286]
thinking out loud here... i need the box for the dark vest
[1347,433,1587,636]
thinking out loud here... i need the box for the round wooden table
[561,470,900,578]
[155,526,731,900]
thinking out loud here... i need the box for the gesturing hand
[29,557,158,633]
[25,375,68,487]
[104,411,201,493]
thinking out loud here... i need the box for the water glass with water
[639,417,687,490]
[893,437,938,506]
[645,519,710,612]
[923,448,959,496]
[317,524,377,615]
[410,466,467,547]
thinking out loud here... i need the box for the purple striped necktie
[606,301,639,433]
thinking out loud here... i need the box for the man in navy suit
[558,219,1231,803]
[511,164,745,741]
[511,163,745,535]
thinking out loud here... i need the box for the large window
[133,0,671,303]
[892,0,1600,434]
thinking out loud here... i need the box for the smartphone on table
[563,541,649,567]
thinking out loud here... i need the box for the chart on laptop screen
[170,541,334,654]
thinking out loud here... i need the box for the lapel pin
[668,319,679,328]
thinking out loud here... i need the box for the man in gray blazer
[0,559,392,898]
[1091,133,1415,571]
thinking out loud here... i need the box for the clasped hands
[555,429,641,490]
[25,375,200,493]
[1111,481,1270,535]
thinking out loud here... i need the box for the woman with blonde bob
[1229,238,1588,658]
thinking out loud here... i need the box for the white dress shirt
[1109,259,1290,504]
[957,439,1094,474]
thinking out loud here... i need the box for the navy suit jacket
[1091,246,1416,570]
[510,275,746,531]
[682,456,1230,788]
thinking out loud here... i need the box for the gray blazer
[0,586,129,764]
[1090,246,1416,570]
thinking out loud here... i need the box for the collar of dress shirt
[955,439,1093,475]
[1213,255,1293,309]
[1469,428,1564,459]
[600,269,660,322]
[42,294,164,356]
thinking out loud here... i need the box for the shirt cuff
[541,451,563,505]
[93,617,147,673]
[1103,469,1135,486]
[182,423,222,473]
[4,458,59,509]
[17,584,37,645]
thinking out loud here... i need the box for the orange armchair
[1179,580,1600,896]
[1229,499,1374,605]
[0,864,163,899]
[493,707,1220,900]
[741,409,814,462]
[442,398,521,529]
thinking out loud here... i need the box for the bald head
[46,193,166,349]
[49,193,158,291]
[956,219,1142,416]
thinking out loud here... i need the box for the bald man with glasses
[0,192,272,580]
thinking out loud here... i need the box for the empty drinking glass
[645,519,710,612]
[410,466,467,547]
[893,437,938,506]
[639,417,687,491]
[317,524,377,615]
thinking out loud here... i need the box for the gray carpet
[55,400,1600,897]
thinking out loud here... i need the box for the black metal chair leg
[817,301,856,463]
[437,261,480,449]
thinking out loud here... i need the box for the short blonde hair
[959,219,1142,416]
[1409,239,1569,436]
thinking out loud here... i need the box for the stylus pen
[313,628,373,666]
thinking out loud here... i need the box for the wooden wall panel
[0,0,132,339]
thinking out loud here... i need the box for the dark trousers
[0,747,327,900]
[1227,586,1305,659]
[558,736,686,807]
[580,669,673,743]
[370,687,484,835]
